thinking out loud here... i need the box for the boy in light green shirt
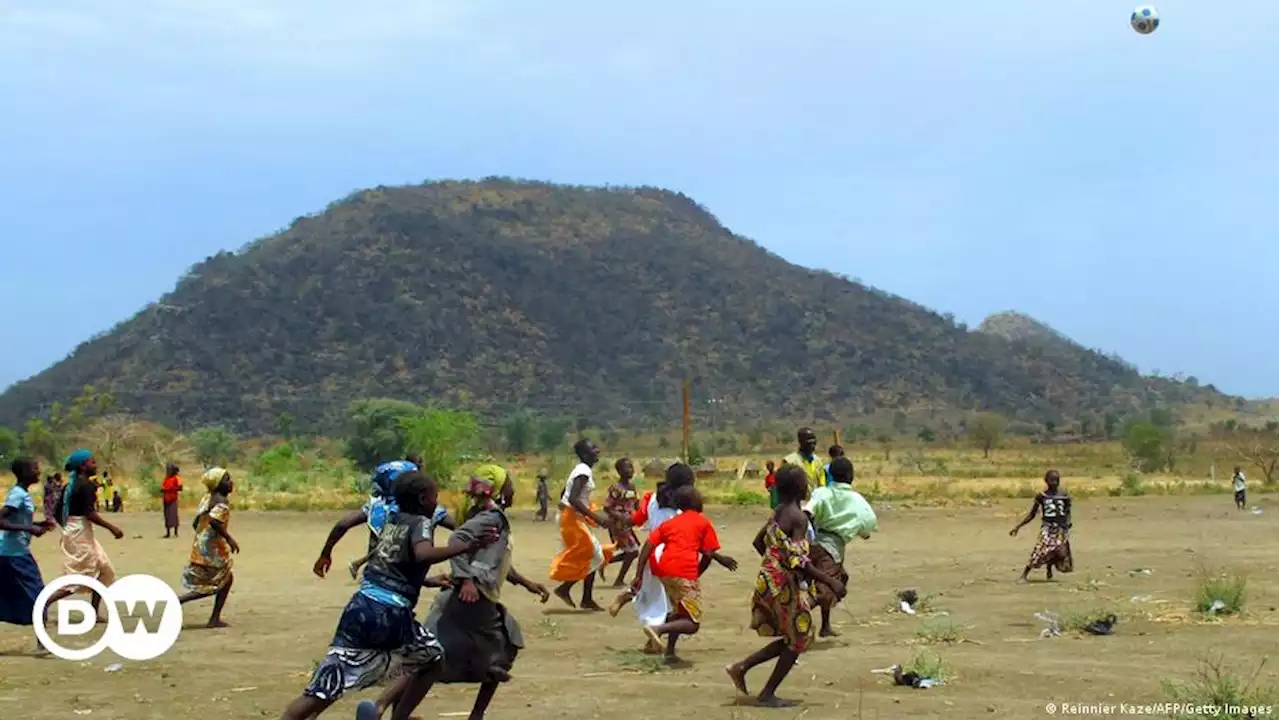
[804,457,876,636]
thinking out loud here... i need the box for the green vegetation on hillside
[0,179,1246,435]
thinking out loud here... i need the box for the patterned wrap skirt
[659,576,703,625]
[808,544,848,610]
[303,592,444,701]
[1027,525,1073,573]
[750,575,817,653]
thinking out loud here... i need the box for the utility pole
[682,379,692,462]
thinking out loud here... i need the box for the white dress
[634,493,679,628]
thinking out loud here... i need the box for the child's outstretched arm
[313,509,367,577]
[506,566,551,602]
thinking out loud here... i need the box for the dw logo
[33,574,184,661]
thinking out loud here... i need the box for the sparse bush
[906,651,947,682]
[1161,656,1274,719]
[1118,472,1146,496]
[1192,568,1247,617]
[916,618,963,644]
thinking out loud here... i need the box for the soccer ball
[1130,5,1159,34]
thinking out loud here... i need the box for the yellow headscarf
[196,467,229,517]
[202,467,228,492]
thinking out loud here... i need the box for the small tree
[1226,430,1279,486]
[276,412,296,440]
[400,408,480,489]
[917,426,937,444]
[1121,421,1173,473]
[969,413,1006,459]
[189,426,240,468]
[501,411,537,454]
[343,398,421,472]
[875,433,893,460]
[535,417,572,454]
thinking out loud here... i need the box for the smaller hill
[977,311,1074,346]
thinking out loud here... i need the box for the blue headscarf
[365,460,415,534]
[61,449,94,524]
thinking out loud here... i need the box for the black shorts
[1234,489,1246,504]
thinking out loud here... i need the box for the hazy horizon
[2,1,1276,399]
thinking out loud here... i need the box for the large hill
[0,179,1233,434]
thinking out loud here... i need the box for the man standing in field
[782,428,825,492]
[1231,467,1247,510]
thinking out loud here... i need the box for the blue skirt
[0,553,46,626]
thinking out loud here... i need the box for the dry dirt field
[2,495,1277,719]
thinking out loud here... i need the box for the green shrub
[1161,656,1275,719]
[1193,568,1247,616]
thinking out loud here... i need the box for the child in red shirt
[629,486,736,664]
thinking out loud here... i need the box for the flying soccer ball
[1130,5,1159,34]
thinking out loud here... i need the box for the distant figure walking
[1232,467,1247,510]
[161,463,183,538]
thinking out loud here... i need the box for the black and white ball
[1130,5,1159,35]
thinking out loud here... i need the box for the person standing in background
[763,461,778,509]
[42,472,65,528]
[1232,467,1247,510]
[162,463,183,538]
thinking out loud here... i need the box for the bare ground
[1,495,1276,719]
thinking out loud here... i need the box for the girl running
[0,458,56,631]
[177,467,240,628]
[599,457,642,586]
[1010,470,1073,583]
[284,470,496,720]
[362,468,550,719]
[628,485,736,665]
[726,465,845,708]
[45,450,123,616]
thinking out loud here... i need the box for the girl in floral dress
[599,457,642,586]
[725,465,846,708]
[177,467,240,628]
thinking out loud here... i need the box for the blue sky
[1,1,1276,398]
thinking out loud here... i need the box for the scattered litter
[104,663,123,673]
[74,712,92,717]
[1034,611,1062,638]
[229,687,257,693]
[1207,599,1227,615]
[1129,595,1155,603]
[871,666,897,675]
[891,664,942,689]
[1128,568,1153,577]
[899,601,916,615]
[1083,614,1118,636]
[1251,507,1263,515]
[895,589,919,614]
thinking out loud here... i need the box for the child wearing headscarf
[361,465,549,720]
[177,467,239,628]
[45,450,123,616]
[348,459,456,579]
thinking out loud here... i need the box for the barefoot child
[804,456,876,637]
[0,458,56,630]
[548,438,614,610]
[177,468,240,628]
[629,485,737,664]
[608,462,692,653]
[599,457,642,586]
[1010,470,1073,583]
[284,470,497,720]
[726,465,845,708]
